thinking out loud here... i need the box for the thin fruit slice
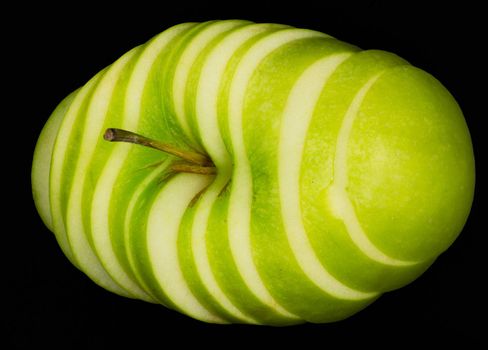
[49,69,130,296]
[88,23,196,299]
[67,47,152,300]
[32,90,78,233]
[146,173,226,323]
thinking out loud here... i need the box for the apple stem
[171,163,216,175]
[104,128,213,166]
[103,128,216,175]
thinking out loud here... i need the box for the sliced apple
[32,20,475,325]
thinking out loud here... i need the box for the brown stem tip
[103,128,117,141]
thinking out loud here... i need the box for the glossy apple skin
[32,20,475,325]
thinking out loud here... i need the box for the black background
[7,1,485,348]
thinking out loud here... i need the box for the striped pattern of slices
[32,20,462,324]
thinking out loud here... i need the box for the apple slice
[49,68,133,295]
[299,50,433,293]
[180,23,291,324]
[157,21,247,152]
[172,20,250,147]
[66,46,154,301]
[32,90,78,263]
[86,23,197,300]
[346,65,475,262]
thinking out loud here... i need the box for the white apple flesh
[32,20,475,325]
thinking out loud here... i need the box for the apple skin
[31,20,475,325]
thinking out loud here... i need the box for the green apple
[31,20,475,325]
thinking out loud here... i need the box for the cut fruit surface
[32,20,475,325]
